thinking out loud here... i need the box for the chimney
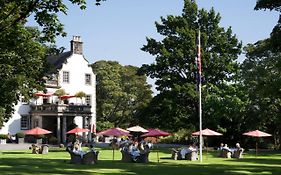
[70,36,83,54]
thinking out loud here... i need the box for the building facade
[0,36,96,143]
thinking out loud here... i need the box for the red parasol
[242,130,272,157]
[60,95,76,100]
[126,125,148,133]
[97,127,131,137]
[25,127,52,135]
[141,128,170,137]
[141,128,171,163]
[67,127,89,134]
[34,92,53,97]
[242,130,272,137]
[97,127,131,160]
[192,128,223,136]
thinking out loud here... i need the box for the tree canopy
[91,61,153,130]
[139,0,242,133]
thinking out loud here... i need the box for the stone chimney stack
[71,36,83,54]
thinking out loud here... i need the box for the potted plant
[35,134,45,144]
[16,132,25,144]
[75,91,86,104]
[0,134,8,144]
[54,89,66,104]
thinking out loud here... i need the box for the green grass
[0,147,280,175]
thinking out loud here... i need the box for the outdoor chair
[221,149,232,158]
[137,150,150,163]
[82,151,99,164]
[171,148,198,161]
[121,150,134,162]
[232,148,244,158]
[66,147,83,164]
[39,145,49,154]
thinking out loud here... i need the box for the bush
[35,134,45,139]
[16,132,25,138]
[0,134,8,139]
[49,136,58,144]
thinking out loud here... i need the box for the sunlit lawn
[0,146,280,175]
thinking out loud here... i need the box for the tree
[0,0,104,126]
[242,39,281,149]
[255,0,281,51]
[91,61,153,128]
[139,0,242,132]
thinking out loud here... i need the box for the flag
[196,30,202,85]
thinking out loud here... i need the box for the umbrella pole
[113,148,115,160]
[255,140,258,158]
[156,137,159,163]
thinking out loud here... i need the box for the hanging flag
[196,30,202,86]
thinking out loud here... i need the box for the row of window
[63,71,92,85]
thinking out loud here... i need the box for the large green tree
[91,61,152,130]
[139,0,242,133]
[0,0,104,126]
[242,39,281,149]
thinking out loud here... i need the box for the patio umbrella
[25,127,52,135]
[60,95,76,100]
[192,128,223,159]
[192,128,223,136]
[141,128,171,162]
[242,130,272,157]
[126,125,149,133]
[97,127,131,160]
[97,127,131,137]
[34,92,53,97]
[67,127,89,134]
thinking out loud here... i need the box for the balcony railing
[30,104,92,115]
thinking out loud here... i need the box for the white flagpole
[197,30,203,163]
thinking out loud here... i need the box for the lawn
[0,146,280,175]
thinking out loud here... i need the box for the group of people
[219,143,244,158]
[119,139,151,161]
[179,143,198,158]
[67,139,96,158]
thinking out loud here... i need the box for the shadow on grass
[0,156,281,175]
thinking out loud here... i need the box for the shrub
[35,134,45,139]
[0,134,8,139]
[16,132,25,138]
[49,136,58,144]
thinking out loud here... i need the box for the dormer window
[85,74,91,85]
[63,71,69,83]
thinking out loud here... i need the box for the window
[63,71,69,83]
[85,95,91,105]
[85,74,91,85]
[21,115,30,130]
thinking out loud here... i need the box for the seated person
[73,144,86,158]
[222,144,232,152]
[128,142,140,161]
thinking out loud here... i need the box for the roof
[46,51,72,70]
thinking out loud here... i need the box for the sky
[52,0,279,66]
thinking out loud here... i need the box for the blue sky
[53,0,278,66]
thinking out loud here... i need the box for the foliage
[16,132,25,138]
[0,134,8,139]
[0,0,105,127]
[35,134,45,139]
[54,89,66,97]
[92,61,153,127]
[255,0,281,51]
[48,136,58,145]
[75,91,86,98]
[242,39,281,149]
[139,0,242,132]
[96,121,114,132]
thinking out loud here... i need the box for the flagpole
[197,30,203,163]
